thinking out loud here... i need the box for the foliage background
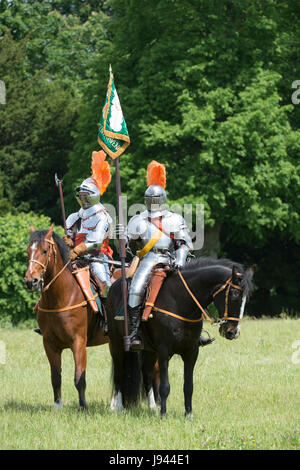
[0,0,300,322]
[0,213,64,325]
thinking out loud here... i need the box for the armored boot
[199,331,215,347]
[128,305,143,351]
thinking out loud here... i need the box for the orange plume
[91,150,111,195]
[146,160,166,189]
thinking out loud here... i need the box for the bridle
[178,270,244,324]
[28,237,70,292]
[28,236,95,314]
[211,276,243,323]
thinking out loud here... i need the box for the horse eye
[232,290,240,300]
[43,249,48,255]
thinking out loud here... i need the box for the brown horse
[24,225,109,410]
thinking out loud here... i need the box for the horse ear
[246,265,255,280]
[30,225,35,234]
[232,265,242,283]
[46,223,54,239]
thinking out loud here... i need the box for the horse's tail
[106,279,142,408]
[121,351,142,408]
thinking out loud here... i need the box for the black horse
[106,257,253,418]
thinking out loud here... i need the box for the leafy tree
[0,0,110,94]
[0,30,77,222]
[0,212,64,326]
[67,0,300,314]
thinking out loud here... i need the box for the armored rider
[116,161,214,351]
[64,151,113,297]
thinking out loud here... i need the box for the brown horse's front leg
[43,340,63,410]
[72,338,88,410]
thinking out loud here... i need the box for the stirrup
[130,336,143,351]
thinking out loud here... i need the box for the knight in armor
[34,151,113,337]
[64,151,113,297]
[116,161,214,351]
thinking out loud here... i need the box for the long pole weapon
[55,173,67,234]
[114,157,131,352]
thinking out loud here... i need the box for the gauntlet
[69,242,88,261]
[63,235,74,248]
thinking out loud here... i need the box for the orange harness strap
[150,270,243,324]
[149,270,210,324]
[177,269,216,324]
[36,293,98,313]
[151,306,202,323]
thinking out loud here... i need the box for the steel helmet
[75,177,100,209]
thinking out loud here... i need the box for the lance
[55,173,67,234]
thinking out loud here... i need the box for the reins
[152,269,243,324]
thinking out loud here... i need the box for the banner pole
[115,157,130,352]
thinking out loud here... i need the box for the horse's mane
[29,230,71,269]
[182,256,253,297]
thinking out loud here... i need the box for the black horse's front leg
[142,351,159,412]
[183,347,199,420]
[158,354,170,417]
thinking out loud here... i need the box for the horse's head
[24,225,55,291]
[212,265,254,340]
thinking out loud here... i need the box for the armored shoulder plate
[66,212,80,230]
[127,212,148,241]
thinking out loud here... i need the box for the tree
[0,212,64,325]
[0,1,111,221]
[67,0,300,314]
[0,30,77,222]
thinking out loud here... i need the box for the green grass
[0,318,299,450]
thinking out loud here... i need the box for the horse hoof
[110,391,124,412]
[185,412,194,422]
[78,403,88,412]
[53,400,63,411]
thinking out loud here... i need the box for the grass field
[0,318,299,450]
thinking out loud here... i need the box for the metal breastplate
[127,211,174,252]
[68,204,111,249]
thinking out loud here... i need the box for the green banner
[98,70,130,159]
